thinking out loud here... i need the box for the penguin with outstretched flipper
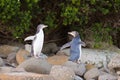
[60,31,85,63]
[24,24,48,58]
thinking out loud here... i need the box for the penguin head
[68,31,79,38]
[37,24,48,30]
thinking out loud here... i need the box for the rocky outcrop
[0,43,120,80]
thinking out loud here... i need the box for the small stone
[18,57,52,74]
[63,61,86,76]
[74,75,83,80]
[84,68,100,80]
[50,65,75,80]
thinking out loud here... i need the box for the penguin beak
[68,32,75,37]
[43,25,48,28]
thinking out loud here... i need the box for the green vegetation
[0,0,120,48]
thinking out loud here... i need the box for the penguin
[24,24,48,58]
[60,31,85,63]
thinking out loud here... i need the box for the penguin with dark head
[60,31,85,63]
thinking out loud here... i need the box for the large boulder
[17,57,52,74]
[84,68,100,80]
[0,45,19,58]
[108,54,120,73]
[47,55,68,65]
[63,61,86,76]
[16,49,30,64]
[0,72,55,80]
[50,65,75,80]
[59,48,118,68]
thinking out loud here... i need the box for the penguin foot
[34,55,47,59]
[77,59,81,64]
[34,56,40,58]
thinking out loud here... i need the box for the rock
[0,67,13,73]
[47,55,68,65]
[60,48,118,68]
[84,68,100,80]
[0,67,25,73]
[0,72,55,80]
[118,77,120,80]
[56,49,70,56]
[18,57,52,74]
[98,73,117,80]
[0,57,4,66]
[24,44,31,52]
[74,75,83,80]
[117,71,120,76]
[86,79,95,80]
[7,52,16,63]
[42,43,59,55]
[25,43,59,55]
[50,65,75,80]
[86,64,96,71]
[0,45,19,57]
[108,54,120,72]
[63,61,86,76]
[16,49,30,64]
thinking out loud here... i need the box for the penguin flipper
[79,41,86,47]
[60,41,71,50]
[24,35,35,41]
